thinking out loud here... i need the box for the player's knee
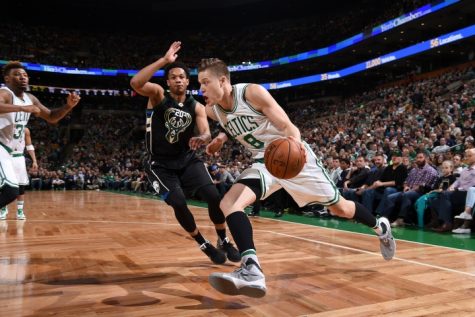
[328,199,352,217]
[18,185,25,196]
[165,189,187,210]
[208,204,225,225]
[1,185,19,205]
[197,184,220,206]
[219,195,243,217]
[198,186,225,224]
[197,185,224,222]
[166,190,196,232]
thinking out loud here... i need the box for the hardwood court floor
[0,191,474,317]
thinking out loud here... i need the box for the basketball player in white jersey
[197,58,396,298]
[0,127,37,220]
[0,61,80,211]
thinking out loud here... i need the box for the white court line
[255,215,475,254]
[120,191,475,255]
[266,230,475,278]
[26,218,475,278]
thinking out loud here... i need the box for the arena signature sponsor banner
[263,24,475,89]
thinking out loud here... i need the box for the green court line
[108,190,475,252]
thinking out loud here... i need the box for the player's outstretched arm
[130,41,182,101]
[30,92,80,124]
[0,90,40,114]
[189,103,212,150]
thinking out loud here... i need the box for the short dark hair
[198,58,230,81]
[416,150,429,158]
[3,61,25,77]
[164,62,190,79]
[340,158,350,165]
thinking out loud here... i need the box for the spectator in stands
[216,165,235,196]
[328,157,342,185]
[345,154,385,203]
[361,151,407,213]
[429,149,475,232]
[432,137,450,154]
[377,152,438,226]
[336,158,350,189]
[452,154,465,176]
[452,186,475,234]
[421,160,457,229]
[342,156,369,197]
[52,172,65,190]
[230,165,241,179]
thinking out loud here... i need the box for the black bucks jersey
[146,91,197,169]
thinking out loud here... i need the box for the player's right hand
[22,105,41,115]
[288,135,307,163]
[206,137,224,156]
[164,41,181,64]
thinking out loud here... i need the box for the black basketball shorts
[144,158,214,199]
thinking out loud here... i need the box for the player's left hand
[189,135,210,150]
[31,162,38,172]
[66,92,81,108]
[288,136,307,163]
[206,137,224,156]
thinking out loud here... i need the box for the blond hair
[198,58,230,81]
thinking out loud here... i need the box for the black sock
[226,211,255,253]
[216,228,227,242]
[353,202,377,228]
[192,231,206,245]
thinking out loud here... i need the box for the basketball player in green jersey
[0,61,80,213]
[197,58,396,298]
[0,127,37,220]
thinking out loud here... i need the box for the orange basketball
[264,138,306,179]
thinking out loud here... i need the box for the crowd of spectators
[0,0,427,69]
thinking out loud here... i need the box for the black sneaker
[217,237,241,262]
[200,241,226,264]
[274,210,283,218]
[248,210,260,217]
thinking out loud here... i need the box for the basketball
[264,138,306,179]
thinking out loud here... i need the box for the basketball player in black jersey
[130,42,240,264]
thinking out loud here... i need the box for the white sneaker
[0,207,8,220]
[209,258,266,298]
[452,227,471,234]
[454,212,472,220]
[16,210,26,220]
[377,217,396,261]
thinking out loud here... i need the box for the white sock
[241,249,260,267]
[17,201,24,213]
[373,218,386,236]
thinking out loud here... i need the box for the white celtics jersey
[11,126,26,155]
[212,83,285,160]
[0,86,31,150]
